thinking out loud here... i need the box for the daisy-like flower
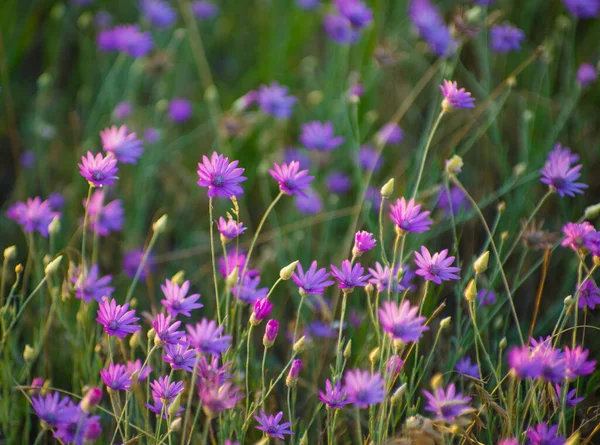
[423,383,473,420]
[529,337,567,383]
[562,0,599,19]
[508,345,543,379]
[198,380,243,414]
[295,188,323,214]
[577,63,597,88]
[526,423,565,445]
[299,121,345,152]
[84,190,124,236]
[152,313,185,346]
[540,143,587,197]
[555,384,584,407]
[100,125,144,164]
[127,359,152,381]
[232,275,268,304]
[257,82,297,119]
[327,171,352,194]
[375,123,403,146]
[269,161,314,197]
[292,261,335,297]
[343,369,385,408]
[160,279,203,317]
[409,0,457,57]
[336,0,373,30]
[368,262,416,293]
[31,393,72,427]
[414,246,461,284]
[216,216,246,241]
[254,411,294,439]
[564,346,596,379]
[456,357,480,379]
[96,298,141,338]
[141,0,177,28]
[561,222,595,252]
[53,406,102,445]
[319,379,349,409]
[379,300,429,343]
[440,80,475,110]
[78,152,119,187]
[353,231,376,255]
[197,152,247,199]
[72,265,114,303]
[163,341,197,372]
[490,23,525,53]
[123,248,156,280]
[6,197,59,238]
[357,145,383,171]
[389,198,432,234]
[100,363,133,391]
[149,376,184,403]
[577,280,600,310]
[196,356,233,385]
[186,318,232,356]
[330,260,370,292]
[324,14,357,45]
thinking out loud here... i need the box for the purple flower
[218,250,255,278]
[197,380,243,413]
[251,298,274,324]
[375,123,403,146]
[555,384,584,407]
[423,383,472,420]
[186,318,232,356]
[79,152,119,187]
[292,261,335,297]
[48,193,65,212]
[357,145,383,171]
[96,298,141,338]
[257,82,297,119]
[100,125,144,164]
[365,187,382,212]
[53,405,101,445]
[196,356,232,385]
[160,279,203,317]
[152,313,185,346]
[409,0,457,57]
[144,127,159,143]
[287,359,303,385]
[197,152,247,199]
[389,197,432,234]
[343,369,385,408]
[561,222,595,251]
[168,98,193,123]
[295,188,323,214]
[123,248,156,280]
[564,346,596,379]
[498,440,519,445]
[264,319,279,343]
[387,356,404,377]
[508,345,542,379]
[283,147,310,170]
[336,0,373,30]
[306,321,338,339]
[232,275,268,304]
[414,246,461,284]
[254,411,294,439]
[84,191,124,236]
[319,379,349,409]
[113,101,133,120]
[368,262,416,293]
[163,341,197,372]
[540,143,587,197]
[436,186,470,216]
[190,1,219,20]
[100,25,154,58]
[300,121,345,152]
[326,171,352,194]
[269,161,314,197]
[141,0,177,28]
[456,357,480,378]
[31,393,72,427]
[577,63,597,87]
[526,423,565,445]
[324,14,358,44]
[216,216,246,241]
[100,363,133,391]
[477,289,497,306]
[72,265,115,303]
[296,0,320,10]
[6,197,59,237]
[330,260,370,291]
[379,300,429,343]
[474,0,494,4]
[127,359,152,381]
[20,150,36,168]
[490,23,525,53]
[354,231,376,254]
[440,80,475,110]
[577,280,600,310]
[530,337,567,382]
[562,0,599,18]
[149,375,184,403]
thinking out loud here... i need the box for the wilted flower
[343,369,385,408]
[423,383,472,420]
[414,246,461,284]
[379,301,429,343]
[522,219,559,250]
[197,152,247,199]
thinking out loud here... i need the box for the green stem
[208,198,221,324]
[411,110,445,200]
[125,230,160,304]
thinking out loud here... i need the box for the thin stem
[125,230,160,304]
[81,185,93,270]
[411,110,445,200]
[354,407,363,445]
[1,276,48,346]
[378,196,389,265]
[208,198,221,323]
[335,292,349,376]
[245,324,254,414]
[181,354,202,445]
[292,294,305,346]
[261,346,268,408]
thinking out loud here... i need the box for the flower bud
[263,319,279,348]
[299,431,308,445]
[474,251,489,275]
[497,201,506,213]
[440,316,451,329]
[4,245,17,260]
[393,339,405,353]
[250,298,273,326]
[343,340,352,359]
[293,336,306,354]
[565,432,580,445]
[15,263,23,274]
[499,337,507,350]
[430,373,443,389]
[380,178,395,199]
[129,331,141,349]
[147,328,156,340]
[369,347,381,364]
[169,417,182,433]
[49,217,60,235]
[81,387,102,413]
[226,266,239,291]
[445,155,463,175]
[464,279,477,302]
[364,283,374,297]
[168,393,182,417]
[501,231,509,241]
[171,271,185,285]
[387,356,404,377]
[564,295,573,307]
[390,383,407,405]
[44,255,63,275]
[286,359,302,388]
[152,214,168,234]
[204,85,218,103]
[307,90,323,106]
[23,345,36,362]
[280,260,299,280]
[584,203,600,220]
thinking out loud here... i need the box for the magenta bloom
[31,393,72,427]
[375,123,404,146]
[252,298,274,322]
[336,0,373,29]
[508,345,543,379]
[72,265,114,303]
[414,246,460,284]
[299,121,345,152]
[232,275,269,304]
[264,319,279,342]
[561,221,595,251]
[368,262,416,293]
[330,260,370,291]
[354,231,376,254]
[163,341,197,372]
[196,356,233,385]
[100,125,144,164]
[530,337,567,382]
[254,411,294,439]
[113,101,133,120]
[160,279,203,317]
[197,380,243,413]
[168,98,193,124]
[409,0,457,57]
[343,369,385,408]
[577,280,600,310]
[53,406,101,445]
[269,161,314,197]
[197,152,247,199]
[216,216,246,240]
[127,359,152,381]
[379,300,428,343]
[218,250,255,278]
[100,363,133,391]
[96,298,141,338]
[423,383,472,420]
[562,0,599,18]
[456,357,480,379]
[295,188,323,214]
[6,197,59,238]
[84,190,124,236]
[577,63,597,88]
[319,379,349,409]
[149,376,184,407]
[78,152,119,187]
[288,359,303,380]
[555,384,584,407]
[490,23,525,53]
[142,0,177,28]
[540,143,587,197]
[389,197,432,234]
[440,80,475,109]
[257,82,297,119]
[564,346,596,379]
[292,261,335,296]
[186,318,232,356]
[526,423,565,445]
[152,313,185,346]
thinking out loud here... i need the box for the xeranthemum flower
[100,363,133,391]
[529,337,567,382]
[79,152,119,187]
[319,379,349,409]
[152,313,185,346]
[414,246,461,284]
[6,197,59,237]
[72,264,114,303]
[540,143,587,197]
[216,216,246,240]
[254,411,294,439]
[555,384,584,407]
[375,123,403,146]
[324,14,358,44]
[562,0,600,18]
[330,260,370,292]
[564,346,596,379]
[343,369,385,408]
[257,82,297,119]
[577,280,600,310]
[368,262,416,293]
[100,125,144,164]
[409,0,457,57]
[354,230,376,254]
[168,98,193,123]
[292,261,335,296]
[440,80,475,110]
[357,145,383,171]
[336,0,373,29]
[163,341,197,372]
[327,171,352,194]
[232,275,268,304]
[561,221,595,252]
[85,190,124,236]
[149,376,184,402]
[389,197,432,234]
[141,0,177,28]
[379,300,429,343]
[160,279,203,317]
[456,357,480,379]
[526,423,565,445]
[295,188,323,214]
[186,318,232,356]
[123,248,156,279]
[31,393,72,427]
[490,23,525,53]
[53,405,102,445]
[197,152,247,199]
[269,161,314,197]
[96,298,141,338]
[300,121,345,151]
[577,63,597,88]
[127,359,152,381]
[423,383,472,420]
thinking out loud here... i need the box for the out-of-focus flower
[296,0,320,10]
[190,1,219,20]
[554,384,584,407]
[186,318,232,356]
[562,0,599,18]
[6,197,59,238]
[375,123,403,146]
[564,346,596,379]
[326,171,352,194]
[197,152,247,199]
[525,423,565,445]
[343,369,385,408]
[97,25,154,58]
[336,0,373,29]
[577,63,597,87]
[257,82,297,119]
[324,14,358,44]
[72,264,114,303]
[113,101,133,120]
[436,186,470,216]
[440,80,475,110]
[232,275,268,304]
[141,0,177,28]
[577,280,600,310]
[423,383,472,420]
[477,289,497,306]
[319,379,349,409]
[357,145,383,171]
[123,248,156,279]
[368,263,416,293]
[409,0,457,57]
[283,147,310,170]
[295,188,323,214]
[540,143,586,197]
[127,359,152,381]
[561,222,595,252]
[100,125,144,164]
[31,393,72,427]
[414,246,461,284]
[490,23,525,53]
[168,98,193,123]
[379,300,429,343]
[84,191,124,236]
[522,219,559,250]
[20,150,36,168]
[455,357,480,378]
[300,121,345,152]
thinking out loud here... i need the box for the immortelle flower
[324,14,357,45]
[31,393,72,427]
[375,123,403,146]
[379,300,429,343]
[327,171,352,194]
[232,275,268,304]
[152,313,185,346]
[79,152,119,187]
[100,125,144,164]
[100,363,133,391]
[197,152,247,199]
[577,280,600,310]
[477,289,497,306]
[561,221,595,252]
[555,384,584,407]
[368,262,416,293]
[198,380,243,414]
[436,186,470,216]
[263,319,279,346]
[257,82,297,119]
[72,264,114,303]
[218,250,256,278]
[141,0,177,28]
[526,423,565,445]
[163,341,197,372]
[540,143,587,197]
[99,25,154,58]
[123,248,156,279]
[319,379,349,409]
[53,406,101,445]
[330,260,370,292]
[300,121,345,152]
[186,318,232,356]
[161,279,203,317]
[190,1,218,19]
[84,191,124,236]
[6,197,59,237]
[423,383,473,420]
[250,298,274,325]
[113,101,133,120]
[564,346,596,379]
[196,356,233,385]
[168,98,193,124]
[577,63,597,88]
[216,216,246,241]
[343,369,385,408]
[508,345,542,379]
[295,188,323,215]
[357,145,383,171]
[336,0,373,30]
[389,198,432,234]
[414,247,461,284]
[48,193,65,212]
[530,337,567,382]
[127,359,152,381]
[353,231,376,255]
[286,359,303,386]
[409,0,457,57]
[147,376,184,416]
[254,411,294,439]
[490,23,525,53]
[96,298,141,338]
[269,161,314,197]
[562,0,600,18]
[440,80,475,110]
[292,261,335,297]
[456,357,480,379]
[387,356,404,377]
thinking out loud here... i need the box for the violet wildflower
[474,0,494,4]
[286,359,302,387]
[456,357,480,378]
[330,260,370,292]
[577,63,597,88]
[306,321,338,339]
[477,289,497,306]
[123,248,156,279]
[160,279,203,317]
[440,80,475,110]
[30,378,45,395]
[113,101,133,120]
[100,363,133,391]
[168,98,193,123]
[149,376,184,403]
[324,14,357,45]
[141,0,177,28]
[163,341,197,372]
[564,346,596,379]
[84,190,124,236]
[152,313,185,346]
[72,264,114,303]
[144,127,159,143]
[269,160,314,197]
[368,262,416,293]
[196,356,233,385]
[343,369,385,408]
[54,406,101,445]
[561,222,595,252]
[20,151,36,168]
[250,298,274,325]
[508,345,542,379]
[283,147,310,170]
[257,82,297,119]
[296,0,320,10]
[127,359,152,382]
[436,186,470,216]
[529,337,567,382]
[379,300,429,343]
[79,152,118,187]
[31,393,71,427]
[232,275,268,304]
[216,216,246,241]
[218,250,255,278]
[107,25,154,58]
[197,152,247,199]
[375,123,403,146]
[254,411,294,439]
[319,379,349,409]
[423,383,473,420]
[292,260,335,297]
[490,23,525,53]
[555,384,584,407]
[263,319,279,347]
[191,1,219,20]
[336,0,373,30]
[6,197,59,237]
[326,171,352,194]
[186,318,232,356]
[540,143,587,197]
[48,193,65,212]
[389,197,432,234]
[357,145,383,171]
[353,231,376,256]
[100,125,144,164]
[300,121,345,152]
[295,188,323,214]
[387,356,404,377]
[197,380,243,414]
[577,280,600,310]
[562,0,600,18]
[409,0,457,57]
[414,246,461,284]
[96,298,141,338]
[526,423,565,445]
[365,186,382,212]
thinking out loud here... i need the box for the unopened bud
[497,201,506,213]
[565,432,580,445]
[204,85,218,103]
[474,251,489,274]
[499,337,507,350]
[24,345,36,362]
[152,214,168,234]
[171,271,185,285]
[49,217,60,235]
[513,163,527,177]
[464,279,477,302]
[364,283,374,296]
[44,255,63,275]
[286,359,302,388]
[369,347,381,364]
[391,383,407,405]
[4,245,17,260]
[449,424,461,435]
[343,340,352,359]
[147,328,156,340]
[307,90,323,106]
[81,387,102,413]
[280,260,299,280]
[129,331,141,349]
[584,203,600,220]
[564,295,573,306]
[226,266,239,290]
[15,263,23,274]
[299,431,308,445]
[263,319,279,348]
[440,316,451,329]
[380,178,395,199]
[445,155,463,175]
[168,393,182,417]
[506,76,517,88]
[293,336,306,354]
[169,417,182,433]
[393,339,405,353]
[430,373,443,389]
[501,231,509,241]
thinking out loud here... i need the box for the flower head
[526,423,565,445]
[142,0,177,28]
[436,186,470,216]
[423,383,472,420]
[191,1,218,19]
[387,356,404,377]
[295,188,323,214]
[6,197,59,237]
[555,384,584,407]
[152,313,185,346]
[264,319,279,345]
[561,222,595,252]
[217,216,246,240]
[440,80,475,110]
[456,357,480,379]
[96,298,141,338]
[31,393,72,427]
[254,411,294,439]
[168,98,193,124]
[379,300,429,343]
[198,380,243,414]
[577,280,600,310]
[368,262,416,293]
[343,369,385,408]
[326,171,352,194]
[79,152,119,187]
[84,191,124,236]
[324,14,358,44]
[100,125,144,164]
[300,121,345,152]
[357,145,383,171]
[540,143,587,197]
[53,405,101,445]
[163,341,197,372]
[562,0,600,18]
[477,289,497,306]
[414,246,461,284]
[127,359,152,381]
[197,152,247,199]
[292,261,335,297]
[100,363,133,391]
[336,0,373,29]
[564,346,596,379]
[123,248,156,280]
[186,318,232,356]
[319,379,349,409]
[232,275,268,304]
[72,265,114,303]
[330,260,370,292]
[149,376,184,402]
[257,82,297,119]
[251,298,274,324]
[375,123,403,146]
[490,23,525,53]
[269,161,314,197]
[113,101,133,120]
[409,0,457,57]
[389,198,432,234]
[160,279,203,317]
[354,231,376,255]
[577,63,597,88]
